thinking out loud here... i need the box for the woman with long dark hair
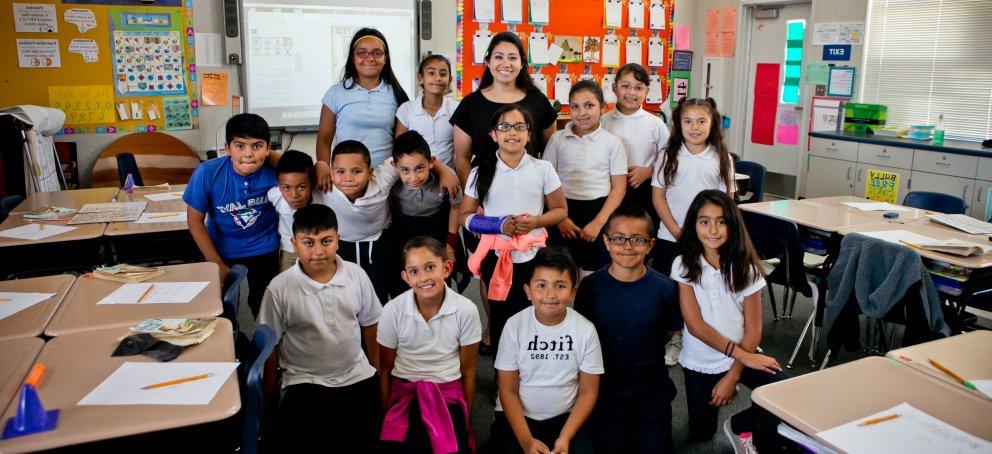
[315,28,410,189]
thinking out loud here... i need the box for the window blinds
[861,0,992,141]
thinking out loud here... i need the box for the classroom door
[741,3,811,178]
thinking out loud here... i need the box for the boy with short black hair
[184,112,279,317]
[491,247,603,454]
[268,150,316,271]
[574,204,682,453]
[257,204,382,452]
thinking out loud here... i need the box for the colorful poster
[865,169,900,204]
[553,36,583,63]
[751,63,780,146]
[16,39,60,68]
[163,97,192,130]
[582,36,602,63]
[14,3,57,33]
[48,85,115,125]
[109,8,188,96]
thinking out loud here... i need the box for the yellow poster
[47,85,115,125]
[865,169,900,203]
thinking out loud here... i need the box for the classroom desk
[0,337,44,419]
[838,221,992,269]
[0,319,239,453]
[739,199,887,233]
[802,195,930,223]
[44,262,222,337]
[104,184,188,236]
[886,331,992,400]
[752,357,992,451]
[0,187,118,248]
[0,275,75,341]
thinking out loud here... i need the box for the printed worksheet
[817,403,992,453]
[143,191,184,202]
[0,223,76,240]
[96,281,210,305]
[78,362,238,406]
[0,292,56,321]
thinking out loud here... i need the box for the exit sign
[823,44,852,61]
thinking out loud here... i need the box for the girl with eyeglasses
[459,104,567,361]
[315,28,410,189]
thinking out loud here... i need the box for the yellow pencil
[137,284,155,303]
[147,213,179,219]
[142,373,213,390]
[928,358,977,390]
[858,413,900,426]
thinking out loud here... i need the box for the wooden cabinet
[806,156,855,199]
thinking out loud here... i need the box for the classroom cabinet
[806,155,855,198]
[855,163,910,204]
[909,171,974,209]
[972,180,992,222]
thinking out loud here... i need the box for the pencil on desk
[142,373,213,390]
[0,297,9,302]
[137,284,155,303]
[147,213,179,219]
[928,358,977,390]
[858,413,899,426]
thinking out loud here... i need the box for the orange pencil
[141,373,213,390]
[137,284,155,303]
[24,364,45,387]
[928,358,977,390]
[858,413,899,427]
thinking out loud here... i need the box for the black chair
[742,210,821,368]
[223,265,249,333]
[116,152,145,187]
[903,191,967,214]
[730,152,742,163]
[735,160,766,203]
[0,194,24,223]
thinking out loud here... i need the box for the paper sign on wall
[804,63,830,85]
[719,7,737,33]
[201,71,229,106]
[647,73,663,104]
[14,3,57,33]
[531,73,549,97]
[674,25,691,51]
[583,36,602,63]
[530,32,550,65]
[602,34,620,67]
[64,8,96,33]
[473,29,493,65]
[751,63,780,146]
[602,72,617,104]
[625,36,643,66]
[865,169,900,204]
[16,39,61,68]
[554,72,572,104]
[163,97,192,130]
[648,36,664,67]
[813,21,864,45]
[502,0,522,23]
[48,85,115,125]
[474,0,494,22]
[649,0,665,30]
[629,0,644,29]
[530,0,549,24]
[69,39,99,62]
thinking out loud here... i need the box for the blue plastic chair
[115,152,145,187]
[242,324,277,454]
[903,191,967,214]
[0,195,25,224]
[223,264,248,333]
[730,152,742,163]
[736,160,767,203]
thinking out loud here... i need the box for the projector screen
[242,0,418,129]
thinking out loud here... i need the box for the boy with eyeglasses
[573,204,682,453]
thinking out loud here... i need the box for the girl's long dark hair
[676,190,763,293]
[659,98,733,192]
[342,28,410,106]
[478,32,539,93]
[471,104,537,205]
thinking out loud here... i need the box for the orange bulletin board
[456,0,674,114]
[0,0,199,135]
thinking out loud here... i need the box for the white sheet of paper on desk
[0,292,56,321]
[79,202,147,213]
[0,223,76,240]
[857,230,936,246]
[842,202,911,212]
[97,281,210,305]
[144,191,184,202]
[78,362,237,406]
[135,212,187,224]
[971,380,992,400]
[816,402,992,453]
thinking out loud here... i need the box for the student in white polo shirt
[257,204,383,452]
[378,236,482,453]
[601,63,671,231]
[544,80,627,275]
[395,54,460,169]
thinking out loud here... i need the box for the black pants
[381,399,471,454]
[551,197,610,272]
[650,239,679,277]
[480,253,533,361]
[338,237,390,303]
[277,377,381,452]
[490,411,594,453]
[591,387,673,453]
[223,249,279,318]
[387,209,449,299]
[682,367,788,445]
[624,181,660,233]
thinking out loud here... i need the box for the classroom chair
[902,191,968,214]
[241,323,277,454]
[730,152,741,163]
[90,132,199,187]
[115,152,145,187]
[735,160,766,203]
[223,264,249,334]
[0,194,24,223]
[742,210,821,368]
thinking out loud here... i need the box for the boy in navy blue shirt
[574,204,682,453]
[184,113,279,317]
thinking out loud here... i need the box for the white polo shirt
[267,187,297,253]
[377,286,482,383]
[396,95,460,168]
[650,145,736,242]
[494,307,604,421]
[314,159,399,242]
[465,154,562,263]
[543,123,628,201]
[257,256,383,388]
[670,255,765,374]
[601,107,671,168]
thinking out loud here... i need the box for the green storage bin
[843,103,887,134]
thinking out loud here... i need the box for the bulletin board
[456,0,674,115]
[0,0,199,135]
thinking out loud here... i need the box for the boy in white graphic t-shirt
[492,247,604,454]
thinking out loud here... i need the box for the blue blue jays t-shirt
[183,156,278,259]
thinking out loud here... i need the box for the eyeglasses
[495,122,529,132]
[605,234,651,247]
[354,49,386,59]
[617,82,647,93]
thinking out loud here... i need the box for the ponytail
[658,97,733,192]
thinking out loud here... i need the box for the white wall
[56,0,457,187]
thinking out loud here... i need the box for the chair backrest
[730,152,742,163]
[741,210,813,297]
[242,324,277,454]
[90,132,200,188]
[223,264,248,332]
[0,194,24,223]
[115,152,145,187]
[902,191,968,214]
[735,160,767,203]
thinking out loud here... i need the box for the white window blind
[861,0,992,141]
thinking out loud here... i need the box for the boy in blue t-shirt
[574,204,682,453]
[184,113,279,317]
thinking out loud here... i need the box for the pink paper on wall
[776,124,800,145]
[675,25,691,50]
[751,63,780,146]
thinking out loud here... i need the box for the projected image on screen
[243,2,417,129]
